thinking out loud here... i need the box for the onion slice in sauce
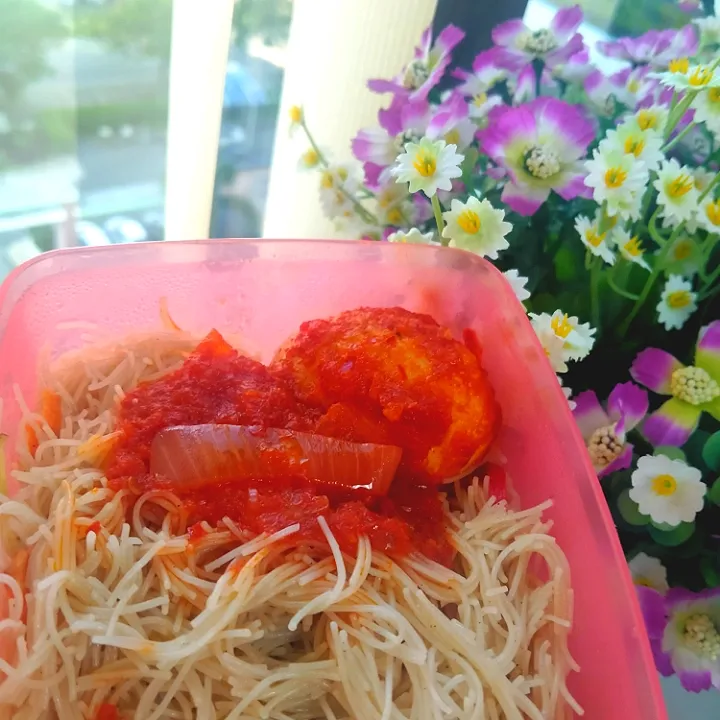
[149,424,402,495]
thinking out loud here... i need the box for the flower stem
[618,217,679,335]
[663,92,697,142]
[699,264,720,299]
[661,121,696,153]
[301,120,379,226]
[698,171,720,203]
[589,255,602,329]
[607,274,640,301]
[431,194,446,244]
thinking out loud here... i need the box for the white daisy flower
[613,228,651,271]
[695,5,720,48]
[503,269,530,302]
[297,147,321,170]
[288,104,304,134]
[698,197,720,234]
[654,159,699,224]
[656,274,698,330]
[468,92,504,122]
[319,187,354,220]
[693,168,716,195]
[557,375,576,411]
[387,228,436,244]
[652,60,720,91]
[631,105,670,136]
[318,162,365,220]
[320,162,363,193]
[575,215,616,265]
[533,324,568,374]
[602,122,664,172]
[391,137,463,198]
[441,197,512,258]
[665,234,702,276]
[584,146,649,217]
[530,310,596,373]
[629,455,706,527]
[692,87,720,135]
[628,552,669,593]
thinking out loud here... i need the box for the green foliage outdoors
[76,0,172,60]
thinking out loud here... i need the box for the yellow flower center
[457,209,481,234]
[302,149,319,167]
[683,615,720,661]
[473,92,488,107]
[337,168,348,182]
[444,129,460,146]
[705,200,720,227]
[584,228,605,247]
[413,151,437,177]
[588,424,623,467]
[651,474,677,496]
[386,207,403,225]
[320,171,334,189]
[623,236,643,257]
[627,79,640,93]
[673,239,692,260]
[709,88,720,103]
[289,105,303,123]
[624,136,645,157]
[636,110,659,130]
[667,174,693,199]
[604,167,628,188]
[689,66,713,87]
[551,313,574,339]
[667,290,692,309]
[635,577,654,588]
[671,366,720,405]
[668,57,689,74]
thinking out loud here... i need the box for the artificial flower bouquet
[291,1,720,692]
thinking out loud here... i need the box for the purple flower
[368,25,465,101]
[631,321,720,447]
[573,382,649,477]
[491,5,584,70]
[477,97,594,215]
[596,26,698,67]
[352,98,431,173]
[609,65,657,109]
[426,94,476,151]
[585,70,620,116]
[639,586,720,692]
[552,48,593,84]
[453,48,508,96]
[510,65,558,105]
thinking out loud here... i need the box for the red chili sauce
[94,704,119,720]
[107,330,454,565]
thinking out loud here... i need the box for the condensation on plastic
[0,239,666,719]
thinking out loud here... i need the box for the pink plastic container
[0,239,666,718]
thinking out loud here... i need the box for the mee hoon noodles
[0,328,581,719]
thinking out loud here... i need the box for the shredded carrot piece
[26,390,62,455]
[77,432,122,470]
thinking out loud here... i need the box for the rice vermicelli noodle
[0,321,581,720]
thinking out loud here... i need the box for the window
[0,0,293,281]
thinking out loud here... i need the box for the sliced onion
[149,424,402,495]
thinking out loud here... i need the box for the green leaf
[648,521,696,547]
[617,489,651,526]
[708,477,720,506]
[553,245,578,282]
[701,556,720,588]
[654,446,686,462]
[702,431,720,472]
